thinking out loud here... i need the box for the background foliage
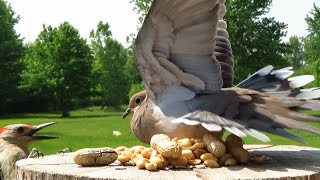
[20,22,93,117]
[0,0,319,116]
[0,0,24,114]
[90,21,131,107]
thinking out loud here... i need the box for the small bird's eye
[135,97,141,104]
[16,127,24,134]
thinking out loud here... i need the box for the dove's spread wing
[134,0,320,143]
[134,0,230,102]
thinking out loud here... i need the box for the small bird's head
[0,122,57,147]
[122,90,147,119]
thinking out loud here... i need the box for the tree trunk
[60,99,70,118]
[16,145,320,180]
[61,110,70,117]
[0,100,7,115]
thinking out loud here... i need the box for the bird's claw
[28,148,44,158]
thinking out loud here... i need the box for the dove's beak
[122,108,132,119]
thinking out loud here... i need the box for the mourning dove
[0,122,57,180]
[123,0,320,144]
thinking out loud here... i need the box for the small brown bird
[0,122,57,180]
[123,0,320,144]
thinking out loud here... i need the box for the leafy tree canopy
[285,36,304,70]
[0,0,24,114]
[20,22,93,117]
[304,4,320,64]
[90,21,131,106]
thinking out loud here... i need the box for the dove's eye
[135,97,141,105]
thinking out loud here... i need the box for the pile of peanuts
[114,133,269,171]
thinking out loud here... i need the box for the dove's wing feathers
[237,65,320,110]
[237,66,319,98]
[214,4,234,88]
[135,0,226,102]
[170,88,320,143]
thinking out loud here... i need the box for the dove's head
[122,90,147,119]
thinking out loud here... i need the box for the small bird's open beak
[26,122,58,140]
[122,108,131,119]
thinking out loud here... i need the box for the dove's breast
[171,53,223,93]
[131,98,223,143]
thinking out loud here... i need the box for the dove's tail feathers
[247,98,320,143]
[236,66,316,95]
[271,91,320,112]
[172,111,271,142]
[268,88,320,100]
[172,107,320,143]
[266,114,320,143]
[267,127,305,143]
[272,115,320,134]
[285,110,320,122]
[299,100,320,111]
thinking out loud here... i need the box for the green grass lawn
[0,106,319,156]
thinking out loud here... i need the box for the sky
[6,0,320,46]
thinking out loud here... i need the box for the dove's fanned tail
[236,65,320,111]
[172,87,320,143]
[241,93,320,143]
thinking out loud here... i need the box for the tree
[294,4,320,88]
[90,21,131,107]
[286,36,305,70]
[20,22,93,117]
[225,0,289,83]
[304,4,320,64]
[0,0,24,114]
[130,0,289,84]
[130,0,150,24]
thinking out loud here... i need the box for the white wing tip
[257,65,274,76]
[171,118,201,126]
[201,123,223,132]
[288,75,315,89]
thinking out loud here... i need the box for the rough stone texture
[16,145,320,180]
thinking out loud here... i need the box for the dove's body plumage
[128,0,320,144]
